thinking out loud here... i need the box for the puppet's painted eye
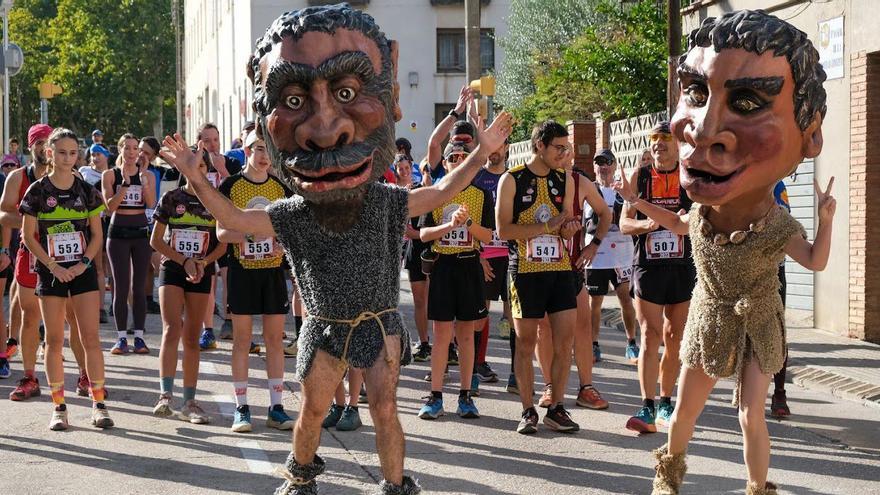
[284,95,304,110]
[683,83,707,106]
[731,96,764,114]
[335,87,357,103]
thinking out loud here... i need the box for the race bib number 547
[526,235,563,263]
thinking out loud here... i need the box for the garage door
[783,159,815,312]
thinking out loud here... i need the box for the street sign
[4,43,23,77]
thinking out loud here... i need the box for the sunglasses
[446,153,468,164]
[594,159,613,166]
[649,133,673,143]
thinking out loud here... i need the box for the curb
[599,308,880,411]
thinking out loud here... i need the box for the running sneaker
[146,298,161,314]
[770,391,791,418]
[470,374,480,397]
[447,345,459,366]
[179,400,210,424]
[592,342,602,363]
[417,396,444,420]
[283,341,298,357]
[457,396,480,419]
[0,359,10,379]
[625,406,657,433]
[497,318,511,339]
[49,405,68,431]
[358,385,368,404]
[153,393,175,417]
[538,384,553,408]
[199,329,217,351]
[625,342,640,363]
[576,385,609,410]
[219,319,234,340]
[517,407,539,435]
[322,404,344,428]
[38,340,45,361]
[232,405,253,433]
[99,308,108,324]
[656,401,674,426]
[474,362,499,383]
[9,375,40,401]
[249,342,261,354]
[6,337,18,358]
[506,374,519,395]
[111,337,130,355]
[132,337,150,354]
[267,404,295,430]
[412,342,431,362]
[91,403,114,429]
[544,404,579,433]
[423,366,449,382]
[76,370,90,397]
[335,406,362,431]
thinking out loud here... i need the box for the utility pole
[172,0,185,137]
[2,0,10,154]
[465,0,481,88]
[666,0,681,118]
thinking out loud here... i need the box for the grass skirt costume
[681,203,805,405]
[266,182,414,379]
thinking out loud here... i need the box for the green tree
[7,0,176,146]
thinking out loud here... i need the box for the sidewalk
[600,301,880,410]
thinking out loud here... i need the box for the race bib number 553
[240,238,274,260]
[526,235,563,263]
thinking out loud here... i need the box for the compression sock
[183,386,196,402]
[90,380,106,403]
[659,396,672,406]
[643,398,656,412]
[628,338,637,346]
[160,376,174,396]
[233,381,248,406]
[50,382,65,406]
[431,390,442,400]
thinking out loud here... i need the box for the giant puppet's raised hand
[159,133,204,182]
[477,111,514,155]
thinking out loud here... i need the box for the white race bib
[614,266,633,283]
[47,232,85,262]
[122,185,143,207]
[240,238,274,260]
[487,230,506,249]
[526,235,563,263]
[646,230,684,259]
[440,226,472,247]
[171,229,209,257]
[206,172,221,188]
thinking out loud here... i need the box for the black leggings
[107,214,151,332]
[774,264,788,393]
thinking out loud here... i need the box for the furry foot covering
[746,481,779,495]
[376,475,422,495]
[274,453,326,495]
[651,444,687,495]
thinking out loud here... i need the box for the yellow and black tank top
[508,164,570,273]
[218,172,293,269]
[424,184,494,255]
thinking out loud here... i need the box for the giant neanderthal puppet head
[248,3,401,204]
[671,9,827,206]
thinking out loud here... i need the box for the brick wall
[849,50,880,344]
[568,120,596,179]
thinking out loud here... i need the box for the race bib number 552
[48,232,85,262]
[526,235,563,263]
[646,230,684,259]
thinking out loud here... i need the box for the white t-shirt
[585,185,634,270]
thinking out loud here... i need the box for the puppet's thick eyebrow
[724,76,784,95]
[677,62,706,81]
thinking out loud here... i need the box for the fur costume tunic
[266,182,413,380]
[681,203,805,405]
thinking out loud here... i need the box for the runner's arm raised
[0,169,23,228]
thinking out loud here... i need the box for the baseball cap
[450,121,475,142]
[88,144,110,157]
[443,140,470,159]
[1,154,19,166]
[92,129,103,136]
[28,124,53,147]
[244,130,263,149]
[594,149,616,163]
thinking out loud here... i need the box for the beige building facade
[182,0,510,161]
[682,0,880,342]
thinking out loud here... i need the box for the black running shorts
[36,264,99,298]
[227,265,290,315]
[159,264,212,294]
[427,252,488,322]
[587,268,631,296]
[631,263,696,306]
[509,270,577,319]
[483,256,509,302]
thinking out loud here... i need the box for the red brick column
[593,112,610,158]
[567,120,596,179]
[849,51,880,343]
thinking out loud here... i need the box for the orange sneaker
[575,385,609,410]
[538,383,553,408]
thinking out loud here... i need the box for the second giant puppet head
[672,9,827,206]
[248,3,402,204]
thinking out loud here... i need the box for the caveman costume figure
[160,4,512,495]
[615,10,835,495]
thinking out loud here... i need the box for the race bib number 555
[172,229,209,257]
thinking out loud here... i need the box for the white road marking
[237,440,274,474]
[199,361,218,374]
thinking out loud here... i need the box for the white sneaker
[153,393,175,417]
[179,399,210,424]
[49,406,69,431]
[283,341,298,357]
[91,404,115,429]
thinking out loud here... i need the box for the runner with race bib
[150,145,227,425]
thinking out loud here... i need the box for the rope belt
[311,308,398,371]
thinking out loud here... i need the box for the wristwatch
[81,256,92,267]
[589,237,602,247]
[0,248,8,256]
[448,109,461,119]
[465,218,473,228]
[245,233,255,243]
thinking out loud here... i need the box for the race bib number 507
[646,230,684,259]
